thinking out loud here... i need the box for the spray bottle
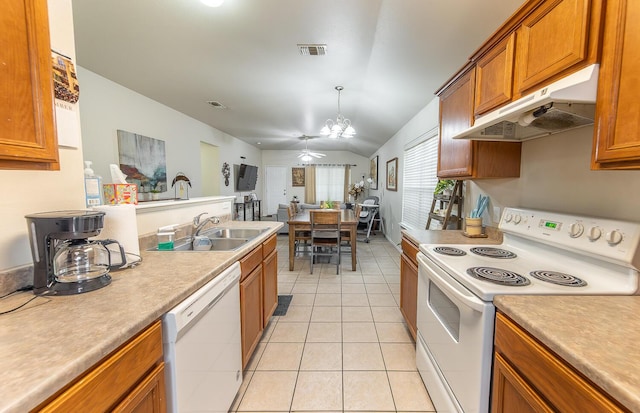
[84,161,103,207]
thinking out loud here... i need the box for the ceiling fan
[297,135,326,161]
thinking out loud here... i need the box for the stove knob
[587,226,602,241]
[568,222,584,238]
[504,213,513,223]
[606,230,623,246]
[513,215,522,224]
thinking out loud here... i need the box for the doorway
[200,142,220,196]
[265,166,287,216]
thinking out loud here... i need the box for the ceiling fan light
[301,154,313,162]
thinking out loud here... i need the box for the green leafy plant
[434,179,455,195]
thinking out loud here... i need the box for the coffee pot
[25,210,125,295]
[53,239,125,284]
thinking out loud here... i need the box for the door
[265,166,287,215]
[200,142,220,196]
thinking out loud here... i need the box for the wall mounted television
[236,163,258,192]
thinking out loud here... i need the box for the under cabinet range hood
[453,64,599,141]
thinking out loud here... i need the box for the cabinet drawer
[240,245,263,280]
[401,237,419,266]
[495,313,626,413]
[262,234,277,258]
[38,321,163,412]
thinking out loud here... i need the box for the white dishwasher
[163,262,242,413]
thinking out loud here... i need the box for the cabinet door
[474,33,515,116]
[399,253,418,340]
[112,363,167,413]
[491,353,554,413]
[1,0,59,170]
[515,0,591,94]
[240,265,263,368]
[438,68,476,178]
[262,249,278,326]
[592,0,640,169]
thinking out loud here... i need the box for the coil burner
[470,247,517,259]
[529,270,587,287]
[466,267,530,286]
[432,247,467,257]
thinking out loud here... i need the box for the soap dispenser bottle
[84,161,103,207]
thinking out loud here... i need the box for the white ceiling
[72,0,524,158]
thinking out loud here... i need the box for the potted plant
[150,189,161,200]
[434,179,455,198]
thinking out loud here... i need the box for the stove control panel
[499,207,640,268]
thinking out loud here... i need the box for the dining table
[287,208,357,271]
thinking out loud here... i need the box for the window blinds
[402,134,439,230]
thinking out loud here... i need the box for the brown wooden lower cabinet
[36,321,166,413]
[262,248,278,327]
[240,264,263,368]
[400,236,418,340]
[492,312,628,413]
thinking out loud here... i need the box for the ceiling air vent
[207,100,227,109]
[298,44,327,56]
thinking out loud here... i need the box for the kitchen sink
[147,228,267,252]
[201,228,267,239]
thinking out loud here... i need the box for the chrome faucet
[192,212,220,236]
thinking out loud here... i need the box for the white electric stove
[415,207,640,413]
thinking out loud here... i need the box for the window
[402,130,439,230]
[316,165,346,202]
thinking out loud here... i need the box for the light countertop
[495,295,640,412]
[0,220,282,413]
[401,227,502,246]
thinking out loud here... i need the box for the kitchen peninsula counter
[0,220,282,413]
[495,295,640,412]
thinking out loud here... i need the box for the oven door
[416,252,495,413]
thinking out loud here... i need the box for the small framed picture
[369,156,378,190]
[292,167,305,187]
[386,157,398,191]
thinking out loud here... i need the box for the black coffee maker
[25,210,125,295]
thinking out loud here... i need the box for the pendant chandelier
[320,86,356,139]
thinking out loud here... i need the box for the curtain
[305,165,316,204]
[315,165,345,203]
[343,165,351,203]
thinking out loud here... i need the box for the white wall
[77,68,263,202]
[0,0,86,271]
[469,126,640,226]
[368,98,441,246]
[261,150,370,204]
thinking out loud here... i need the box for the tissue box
[103,184,138,205]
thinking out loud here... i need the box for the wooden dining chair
[341,205,360,254]
[309,210,341,274]
[288,205,310,255]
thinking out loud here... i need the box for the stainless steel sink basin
[202,228,267,239]
[147,227,267,252]
[148,236,249,252]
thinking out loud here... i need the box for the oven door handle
[418,253,486,313]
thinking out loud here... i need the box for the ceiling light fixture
[200,0,224,7]
[298,136,326,162]
[320,86,356,139]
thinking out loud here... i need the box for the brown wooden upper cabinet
[1,0,59,170]
[514,0,599,95]
[474,33,515,116]
[438,67,522,179]
[591,0,640,170]
[436,0,608,178]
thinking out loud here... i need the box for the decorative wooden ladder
[426,180,464,230]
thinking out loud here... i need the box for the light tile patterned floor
[230,232,436,412]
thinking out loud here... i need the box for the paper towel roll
[93,204,141,267]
